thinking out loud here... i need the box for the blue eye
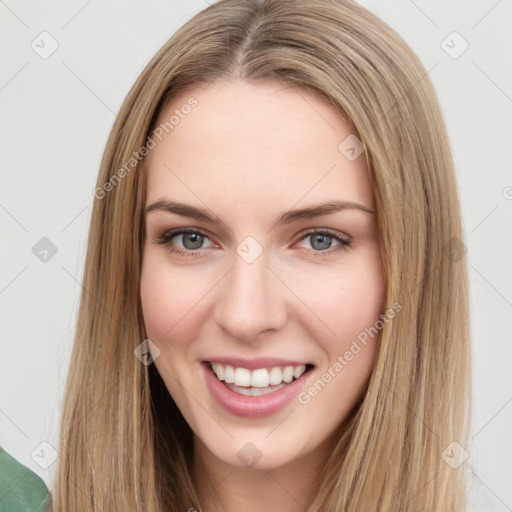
[154,228,214,256]
[175,232,205,250]
[153,227,351,258]
[297,229,351,255]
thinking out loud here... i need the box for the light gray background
[1,1,511,509]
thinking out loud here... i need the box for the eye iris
[310,233,332,250]
[182,233,203,250]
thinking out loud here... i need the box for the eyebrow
[145,198,376,227]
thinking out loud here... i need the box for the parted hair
[52,0,471,510]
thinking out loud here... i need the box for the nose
[214,252,287,343]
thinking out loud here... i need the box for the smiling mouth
[205,361,315,396]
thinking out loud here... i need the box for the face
[140,78,385,471]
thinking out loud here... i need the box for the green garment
[0,447,50,511]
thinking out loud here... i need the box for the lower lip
[201,362,314,418]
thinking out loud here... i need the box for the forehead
[143,78,374,216]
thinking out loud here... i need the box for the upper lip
[203,357,313,370]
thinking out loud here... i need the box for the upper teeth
[210,363,307,388]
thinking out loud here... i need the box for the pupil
[183,233,203,250]
[311,234,331,250]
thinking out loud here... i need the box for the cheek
[293,251,384,339]
[140,254,209,344]
[292,250,384,388]
[139,255,212,407]
[335,267,385,339]
[329,258,384,393]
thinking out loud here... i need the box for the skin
[140,78,385,512]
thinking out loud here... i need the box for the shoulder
[0,447,50,511]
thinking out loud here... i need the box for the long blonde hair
[52,0,471,510]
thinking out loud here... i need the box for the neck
[191,431,339,512]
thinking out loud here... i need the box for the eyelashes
[152,227,351,259]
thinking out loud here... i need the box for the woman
[52,0,471,510]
